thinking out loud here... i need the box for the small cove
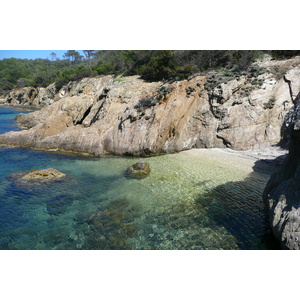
[0,106,280,249]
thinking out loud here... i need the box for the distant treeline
[0,50,299,91]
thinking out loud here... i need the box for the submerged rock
[21,168,66,181]
[124,161,150,179]
[46,194,74,216]
[86,198,137,249]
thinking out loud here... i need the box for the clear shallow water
[0,107,280,250]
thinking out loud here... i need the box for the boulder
[21,168,66,181]
[125,161,150,179]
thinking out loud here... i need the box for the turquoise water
[0,107,280,249]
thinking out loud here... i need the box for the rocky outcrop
[263,96,300,249]
[1,76,115,108]
[0,57,300,155]
[4,83,58,107]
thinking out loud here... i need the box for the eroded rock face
[2,76,114,108]
[1,57,300,155]
[4,84,58,107]
[263,99,300,249]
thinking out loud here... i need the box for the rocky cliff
[263,97,300,249]
[0,56,300,155]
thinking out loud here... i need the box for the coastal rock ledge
[0,56,300,156]
[1,56,300,155]
[263,98,300,249]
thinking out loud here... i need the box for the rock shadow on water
[73,190,240,250]
[252,155,288,176]
[198,159,283,250]
[46,194,74,216]
[69,165,281,250]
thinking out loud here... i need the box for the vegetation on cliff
[1,50,300,92]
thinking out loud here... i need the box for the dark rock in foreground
[125,161,150,179]
[263,99,300,249]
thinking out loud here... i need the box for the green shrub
[134,96,157,111]
[263,97,276,109]
[138,50,177,81]
[4,50,300,90]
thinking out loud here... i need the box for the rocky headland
[1,56,300,156]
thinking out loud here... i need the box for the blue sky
[0,50,85,60]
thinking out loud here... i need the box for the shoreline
[0,137,288,175]
[0,104,37,111]
[0,105,288,176]
[182,146,288,176]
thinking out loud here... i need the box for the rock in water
[125,161,150,179]
[263,99,300,249]
[21,168,66,181]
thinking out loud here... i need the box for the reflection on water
[0,107,279,250]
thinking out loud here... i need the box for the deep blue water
[0,107,31,134]
[0,106,280,250]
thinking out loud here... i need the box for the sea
[0,106,281,250]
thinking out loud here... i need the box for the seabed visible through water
[0,106,280,250]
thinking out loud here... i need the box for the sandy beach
[182,145,288,176]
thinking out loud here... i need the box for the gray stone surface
[263,98,300,249]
